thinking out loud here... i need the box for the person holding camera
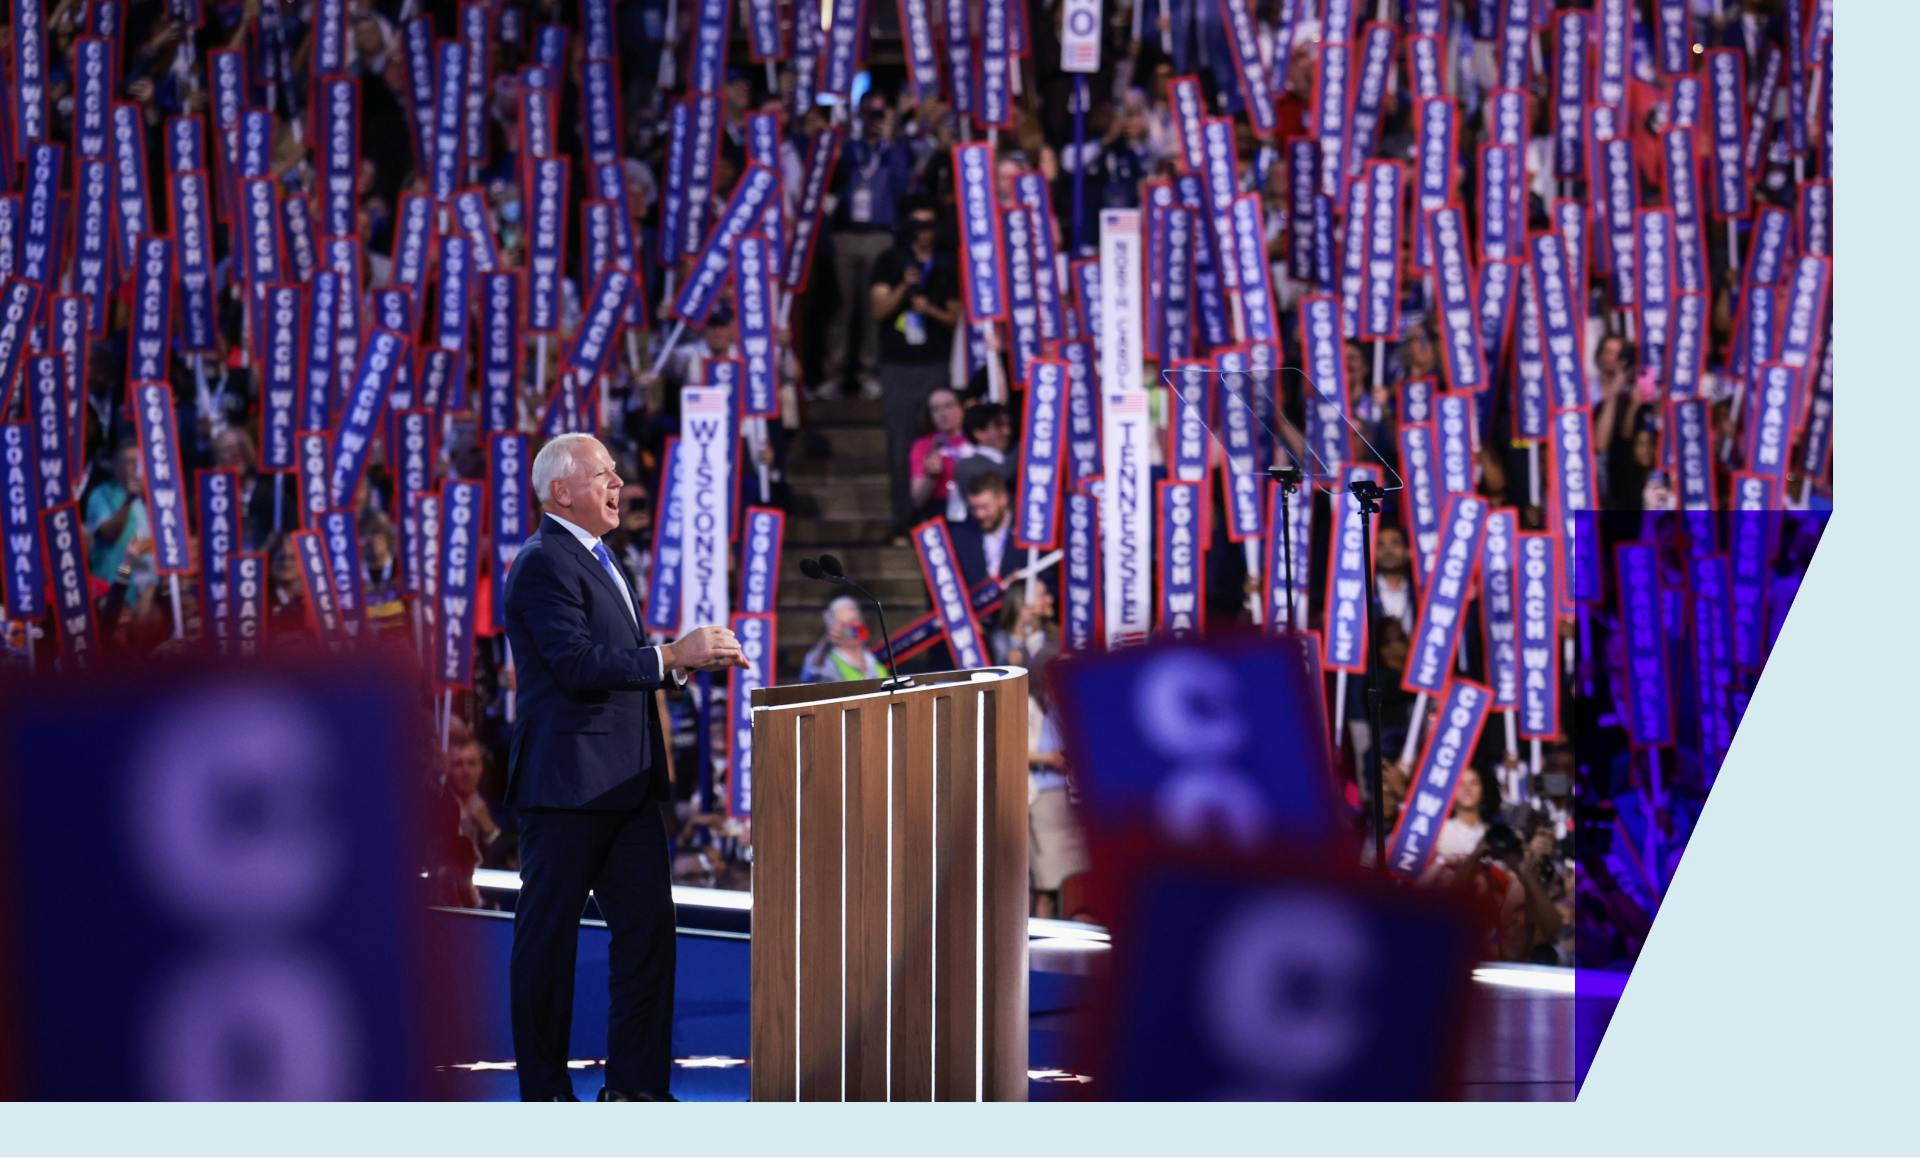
[873,197,962,537]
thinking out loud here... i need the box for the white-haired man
[502,432,746,1102]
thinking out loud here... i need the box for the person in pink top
[904,386,972,536]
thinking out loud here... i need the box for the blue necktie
[592,541,637,623]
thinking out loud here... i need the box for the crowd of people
[0,0,1833,961]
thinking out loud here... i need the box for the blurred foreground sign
[1049,633,1347,853]
[1081,853,1479,1100]
[0,656,465,1099]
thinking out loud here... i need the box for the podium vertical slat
[797,710,844,1100]
[844,703,891,1100]
[933,689,980,1101]
[889,691,935,1100]
[981,679,1031,1099]
[750,711,799,1101]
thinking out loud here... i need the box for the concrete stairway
[775,397,933,679]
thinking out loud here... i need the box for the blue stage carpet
[431,910,1092,1102]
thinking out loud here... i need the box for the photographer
[1450,822,1566,965]
[872,197,962,537]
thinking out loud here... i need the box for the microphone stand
[1266,466,1304,630]
[1351,478,1390,870]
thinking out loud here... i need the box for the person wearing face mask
[798,595,890,683]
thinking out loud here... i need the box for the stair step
[801,397,885,424]
[779,557,924,582]
[788,457,892,481]
[807,426,890,458]
[783,545,924,575]
[779,576,929,606]
[787,516,897,545]
[786,477,893,508]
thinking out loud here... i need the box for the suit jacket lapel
[544,515,643,641]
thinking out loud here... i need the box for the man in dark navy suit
[502,432,746,1102]
[947,472,1038,589]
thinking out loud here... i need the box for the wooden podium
[748,667,1030,1101]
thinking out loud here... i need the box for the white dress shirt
[546,512,687,685]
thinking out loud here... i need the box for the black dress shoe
[597,1087,677,1102]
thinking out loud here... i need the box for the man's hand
[664,625,749,673]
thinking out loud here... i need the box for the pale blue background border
[4,4,1915,1153]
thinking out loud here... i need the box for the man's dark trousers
[511,798,676,1100]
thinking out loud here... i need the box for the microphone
[801,555,912,690]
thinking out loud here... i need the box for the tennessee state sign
[1101,391,1153,648]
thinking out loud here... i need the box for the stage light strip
[467,873,1110,940]
[1471,964,1591,994]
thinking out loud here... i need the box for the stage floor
[433,885,1617,1102]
